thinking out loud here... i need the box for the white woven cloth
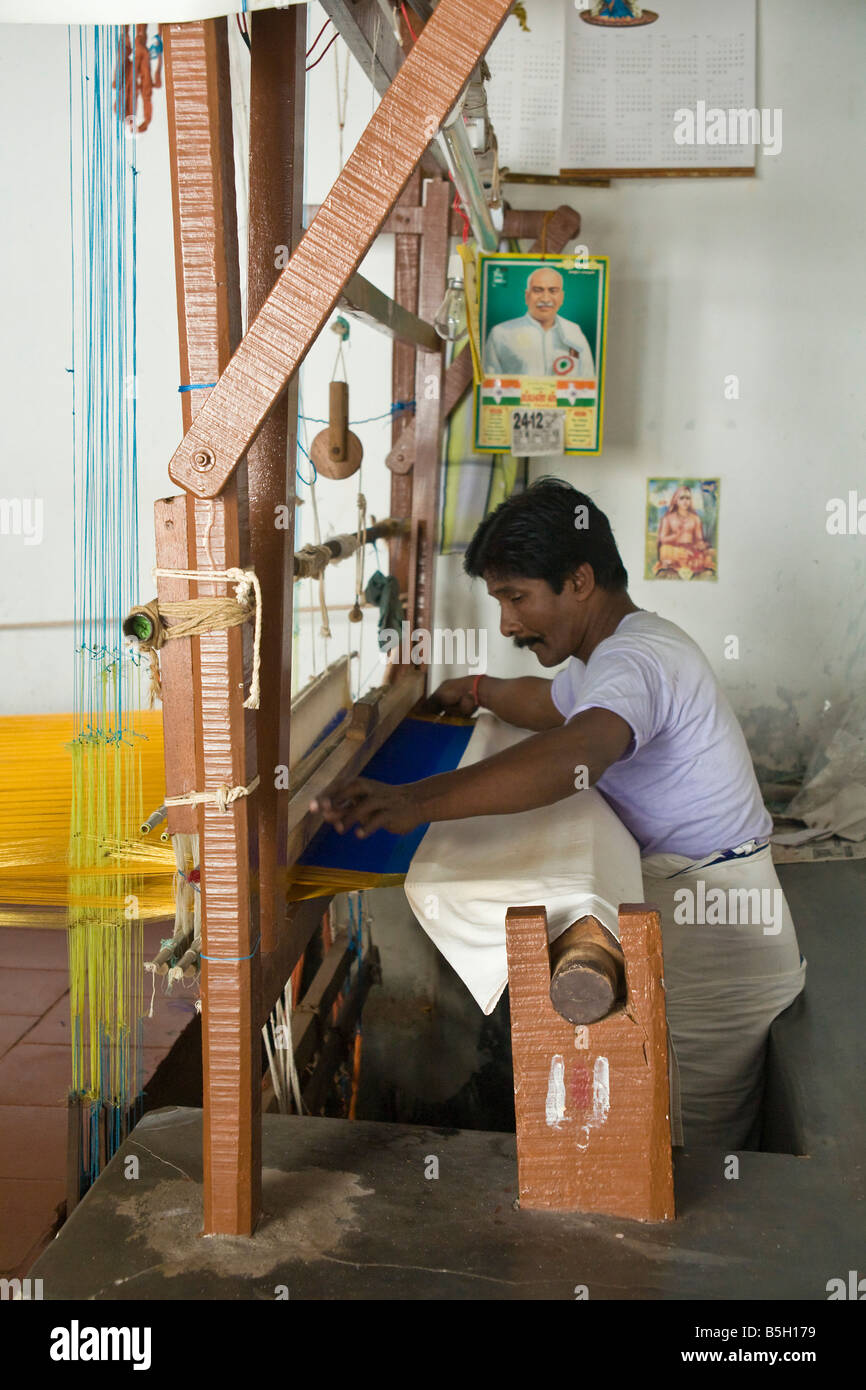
[404,713,644,1015]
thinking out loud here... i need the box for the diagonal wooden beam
[168,0,515,501]
[385,204,583,473]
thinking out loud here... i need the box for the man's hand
[310,779,421,839]
[423,676,478,717]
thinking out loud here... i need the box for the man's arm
[312,706,632,838]
[427,674,564,730]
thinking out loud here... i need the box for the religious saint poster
[645,478,719,580]
[474,252,608,456]
[580,2,659,28]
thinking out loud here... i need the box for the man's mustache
[513,634,541,649]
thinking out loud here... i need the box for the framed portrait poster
[645,477,719,581]
[473,252,608,456]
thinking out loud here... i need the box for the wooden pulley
[310,381,363,480]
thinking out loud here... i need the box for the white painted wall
[1,1,864,774]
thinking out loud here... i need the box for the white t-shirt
[550,611,772,858]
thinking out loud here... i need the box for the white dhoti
[641,845,806,1149]
[404,713,807,1150]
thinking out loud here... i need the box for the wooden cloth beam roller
[505,903,674,1222]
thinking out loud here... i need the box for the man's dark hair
[463,477,628,593]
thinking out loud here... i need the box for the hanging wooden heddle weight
[311,381,363,479]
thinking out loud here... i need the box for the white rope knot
[164,774,260,815]
[214,782,246,814]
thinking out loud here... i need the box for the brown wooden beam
[246,5,306,960]
[304,205,572,240]
[162,18,260,1238]
[293,517,409,578]
[154,495,198,835]
[167,0,516,500]
[302,946,381,1114]
[407,179,451,640]
[339,272,440,352]
[388,172,423,601]
[260,896,332,1025]
[290,931,354,1076]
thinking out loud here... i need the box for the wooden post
[245,5,306,958]
[408,179,451,639]
[162,18,261,1236]
[505,903,674,1222]
[389,171,423,601]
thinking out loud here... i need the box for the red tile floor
[0,921,196,1278]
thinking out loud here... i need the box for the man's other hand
[310,779,421,838]
[424,676,478,717]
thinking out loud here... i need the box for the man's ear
[570,563,596,598]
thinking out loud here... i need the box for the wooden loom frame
[155,0,666,1236]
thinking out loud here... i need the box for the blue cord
[201,935,261,964]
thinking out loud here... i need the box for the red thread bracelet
[471,672,484,709]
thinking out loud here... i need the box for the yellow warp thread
[287,866,406,902]
[0,713,175,925]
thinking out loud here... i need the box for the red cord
[306,29,339,72]
[400,3,419,42]
[306,16,332,58]
[451,188,471,242]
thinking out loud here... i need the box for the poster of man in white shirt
[475,253,608,456]
[483,267,596,381]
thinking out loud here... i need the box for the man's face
[485,571,585,667]
[525,272,564,326]
[676,491,692,513]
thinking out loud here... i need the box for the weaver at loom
[314,478,807,1149]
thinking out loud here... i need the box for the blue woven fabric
[297,718,474,876]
